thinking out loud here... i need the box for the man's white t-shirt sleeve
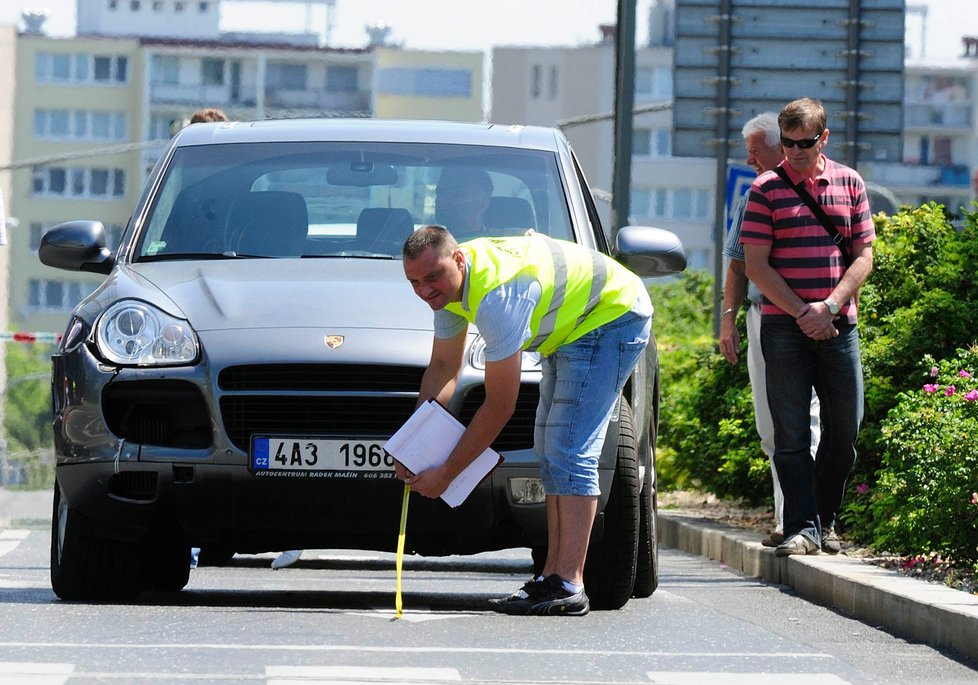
[432,275,540,362]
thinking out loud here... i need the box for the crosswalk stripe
[0,529,30,558]
[0,662,74,685]
[647,673,852,684]
[266,665,461,683]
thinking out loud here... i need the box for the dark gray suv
[40,119,686,608]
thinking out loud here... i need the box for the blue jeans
[534,311,651,496]
[761,322,863,544]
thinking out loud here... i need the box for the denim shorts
[534,311,651,496]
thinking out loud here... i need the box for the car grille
[218,364,538,453]
[459,383,539,452]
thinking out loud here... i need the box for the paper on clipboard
[383,399,503,508]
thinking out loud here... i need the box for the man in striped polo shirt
[740,97,875,557]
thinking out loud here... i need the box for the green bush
[650,270,772,504]
[3,341,56,489]
[863,348,978,566]
[842,203,978,541]
[651,202,978,561]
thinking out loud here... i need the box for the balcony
[150,81,259,107]
[904,101,973,130]
[861,162,973,196]
[263,87,371,116]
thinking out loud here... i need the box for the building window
[268,63,307,90]
[635,66,672,101]
[548,66,558,100]
[326,66,358,92]
[530,65,541,98]
[32,166,126,199]
[28,279,96,313]
[630,186,710,221]
[152,55,180,84]
[375,67,470,97]
[199,1,209,11]
[108,0,118,9]
[130,0,141,10]
[632,127,671,158]
[202,58,225,86]
[37,53,129,84]
[33,109,127,141]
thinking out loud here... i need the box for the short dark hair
[403,225,458,260]
[778,98,826,135]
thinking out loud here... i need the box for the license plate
[251,436,395,474]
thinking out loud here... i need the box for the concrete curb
[658,510,978,664]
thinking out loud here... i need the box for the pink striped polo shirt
[739,156,875,324]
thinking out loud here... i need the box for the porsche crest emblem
[323,335,345,349]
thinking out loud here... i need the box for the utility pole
[611,0,637,235]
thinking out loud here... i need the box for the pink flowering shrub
[869,347,978,566]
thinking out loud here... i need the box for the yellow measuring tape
[395,482,410,618]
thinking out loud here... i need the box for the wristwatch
[824,299,841,315]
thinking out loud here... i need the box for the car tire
[632,475,658,598]
[197,546,236,567]
[50,480,142,601]
[583,398,639,610]
[141,532,191,592]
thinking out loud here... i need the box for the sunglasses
[780,132,822,149]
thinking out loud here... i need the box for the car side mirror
[614,225,687,277]
[39,220,114,275]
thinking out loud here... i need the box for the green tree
[3,341,56,488]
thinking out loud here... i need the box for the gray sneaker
[821,527,842,554]
[775,534,820,557]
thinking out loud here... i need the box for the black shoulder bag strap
[774,166,852,268]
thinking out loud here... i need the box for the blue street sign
[725,164,755,235]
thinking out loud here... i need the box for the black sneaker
[487,577,542,608]
[489,574,589,616]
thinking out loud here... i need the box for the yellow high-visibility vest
[445,234,643,356]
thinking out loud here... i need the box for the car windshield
[134,140,575,261]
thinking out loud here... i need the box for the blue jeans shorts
[534,311,651,496]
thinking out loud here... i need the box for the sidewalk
[659,509,978,665]
[3,486,977,664]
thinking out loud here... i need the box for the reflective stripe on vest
[446,234,640,356]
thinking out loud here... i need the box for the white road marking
[647,674,851,684]
[0,661,73,685]
[267,665,461,683]
[0,529,30,558]
[0,643,834,659]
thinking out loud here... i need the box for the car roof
[173,118,565,151]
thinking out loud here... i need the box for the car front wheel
[583,398,639,610]
[50,480,143,601]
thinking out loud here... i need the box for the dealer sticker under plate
[251,436,395,475]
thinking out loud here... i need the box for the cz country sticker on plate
[251,436,396,478]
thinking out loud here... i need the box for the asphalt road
[1,516,977,685]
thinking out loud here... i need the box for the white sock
[561,579,583,594]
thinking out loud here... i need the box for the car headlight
[95,300,199,366]
[468,335,542,371]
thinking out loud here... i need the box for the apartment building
[492,4,978,274]
[492,31,714,272]
[3,1,483,335]
[862,59,978,218]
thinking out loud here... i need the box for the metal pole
[710,0,734,339]
[612,0,637,235]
